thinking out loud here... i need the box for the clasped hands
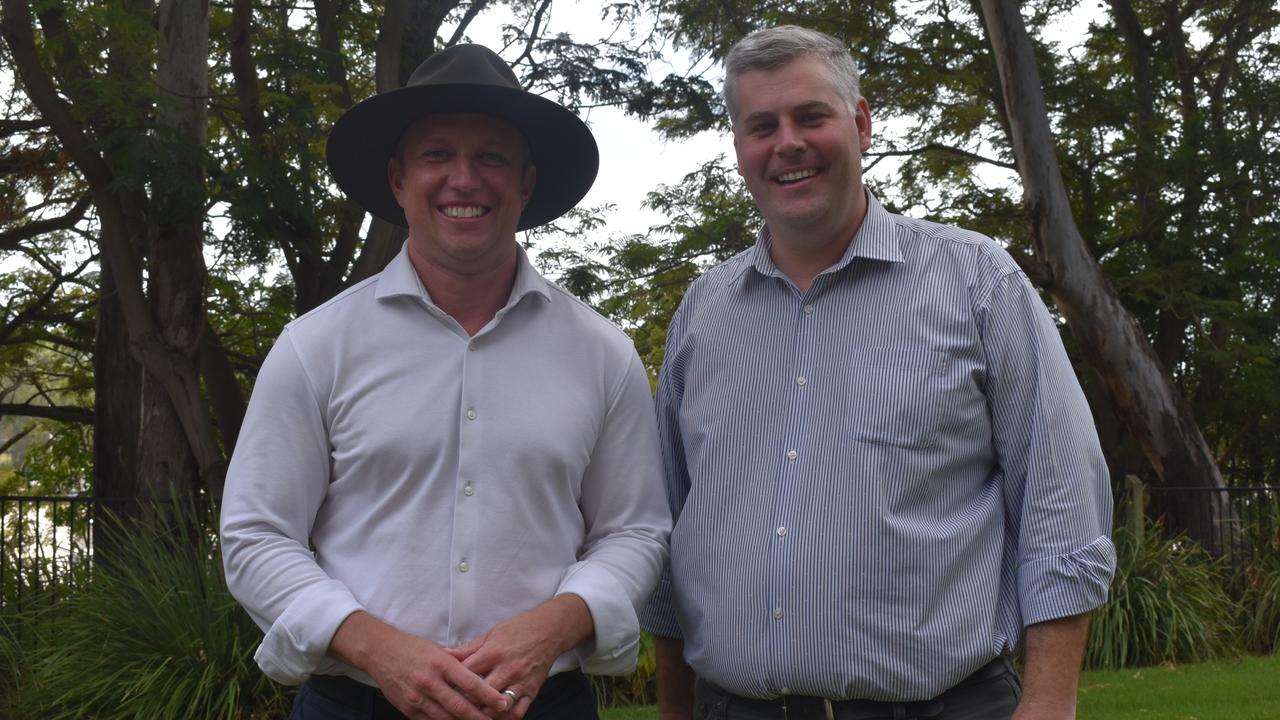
[351,595,593,720]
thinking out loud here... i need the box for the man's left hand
[449,593,594,719]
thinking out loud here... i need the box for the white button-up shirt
[221,244,670,686]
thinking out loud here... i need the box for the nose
[775,118,804,155]
[447,157,482,191]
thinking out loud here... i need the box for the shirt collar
[374,241,551,309]
[745,189,903,282]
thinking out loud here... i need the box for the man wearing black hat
[221,45,670,720]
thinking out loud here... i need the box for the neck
[408,244,519,336]
[768,229,854,294]
[766,189,869,294]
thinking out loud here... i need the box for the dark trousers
[290,669,598,720]
[692,658,1021,720]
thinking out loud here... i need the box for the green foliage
[1240,512,1280,654]
[1242,551,1280,655]
[539,157,758,377]
[1086,520,1239,671]
[9,420,92,495]
[591,632,657,708]
[1,504,290,720]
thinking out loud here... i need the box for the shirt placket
[449,334,484,647]
[766,284,818,694]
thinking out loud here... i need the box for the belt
[306,668,587,719]
[717,657,1012,720]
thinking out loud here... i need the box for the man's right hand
[329,610,512,720]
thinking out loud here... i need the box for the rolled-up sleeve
[561,349,671,674]
[220,330,364,684]
[980,269,1117,626]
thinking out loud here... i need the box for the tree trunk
[976,0,1231,550]
[136,0,211,499]
[93,261,142,560]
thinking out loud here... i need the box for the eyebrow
[740,100,838,126]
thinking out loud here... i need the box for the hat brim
[326,83,599,230]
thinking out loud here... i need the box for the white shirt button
[796,376,807,386]
[466,408,477,421]
[463,484,474,497]
[776,526,787,537]
[803,304,814,315]
[773,607,784,620]
[468,342,476,352]
[786,450,797,461]
[458,560,470,573]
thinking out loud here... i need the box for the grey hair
[723,25,862,124]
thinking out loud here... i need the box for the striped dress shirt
[641,193,1116,702]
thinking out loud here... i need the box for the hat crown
[406,44,520,91]
[327,43,598,230]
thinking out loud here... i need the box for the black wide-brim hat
[326,44,599,231]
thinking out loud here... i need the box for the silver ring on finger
[502,688,519,703]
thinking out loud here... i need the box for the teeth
[776,169,818,183]
[442,206,488,218]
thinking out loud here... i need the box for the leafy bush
[1241,529,1280,655]
[1086,519,1240,670]
[0,502,291,720]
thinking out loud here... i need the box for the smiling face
[389,112,535,276]
[731,54,873,253]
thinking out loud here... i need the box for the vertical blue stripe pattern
[641,193,1116,702]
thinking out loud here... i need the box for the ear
[521,164,537,208]
[855,96,873,153]
[388,157,406,207]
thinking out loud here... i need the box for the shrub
[1241,527,1280,655]
[1086,519,1240,670]
[1,502,291,720]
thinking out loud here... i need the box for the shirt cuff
[1018,534,1117,626]
[558,562,640,675]
[253,579,365,685]
[638,571,682,639]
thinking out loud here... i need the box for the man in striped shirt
[641,25,1116,720]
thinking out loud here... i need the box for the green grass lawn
[1078,654,1280,719]
[602,654,1280,720]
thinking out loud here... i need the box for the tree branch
[0,426,33,456]
[0,194,92,251]
[865,142,1017,170]
[0,403,93,425]
[0,118,46,136]
[446,0,491,47]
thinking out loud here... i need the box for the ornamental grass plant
[1085,516,1239,671]
[0,501,291,720]
[1240,523,1280,654]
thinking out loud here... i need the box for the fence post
[1125,475,1146,544]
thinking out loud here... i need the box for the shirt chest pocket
[844,347,948,450]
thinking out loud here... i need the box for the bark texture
[977,0,1230,548]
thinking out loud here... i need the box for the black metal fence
[1,495,97,607]
[0,495,208,608]
[1143,485,1279,580]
